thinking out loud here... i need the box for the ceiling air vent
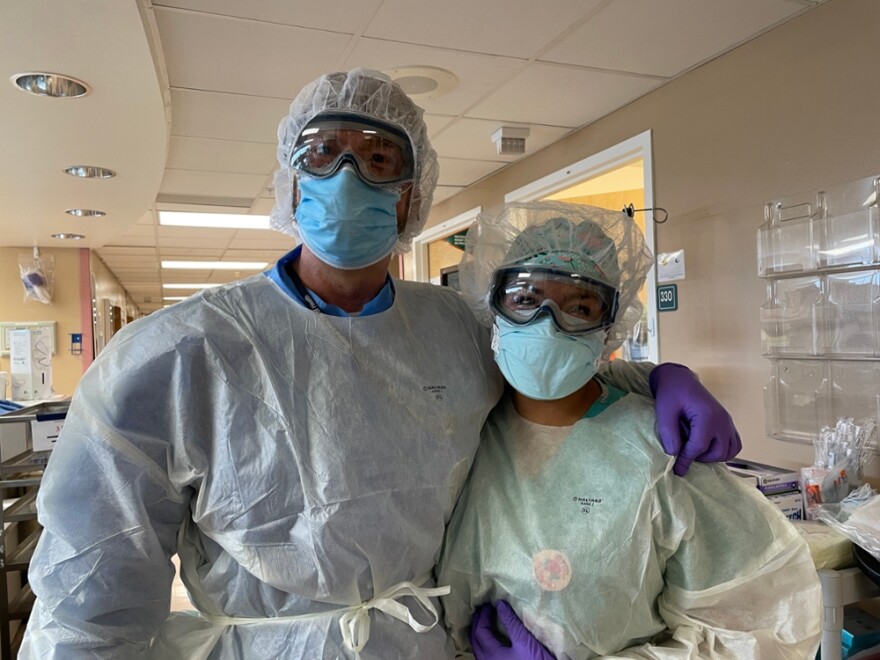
[491,126,530,155]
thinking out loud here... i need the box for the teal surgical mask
[296,166,401,270]
[492,316,606,401]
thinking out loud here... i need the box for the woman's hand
[649,363,742,476]
[470,601,555,660]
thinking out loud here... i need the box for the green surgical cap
[458,201,653,360]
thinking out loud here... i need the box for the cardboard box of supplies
[766,490,804,520]
[725,459,799,495]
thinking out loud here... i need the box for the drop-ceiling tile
[432,186,465,205]
[110,270,160,279]
[465,63,661,127]
[171,89,291,144]
[155,8,352,97]
[541,0,803,77]
[249,197,275,215]
[342,39,525,116]
[226,228,283,242]
[105,236,157,248]
[205,273,253,284]
[168,137,276,175]
[158,285,210,294]
[160,169,268,200]
[231,236,296,251]
[424,114,456,139]
[157,236,233,249]
[136,211,157,226]
[112,224,156,239]
[96,246,157,257]
[161,269,217,279]
[159,247,225,258]
[222,249,289,261]
[98,257,159,268]
[153,0,382,33]
[364,0,603,59]
[437,158,507,187]
[157,225,236,241]
[430,117,572,162]
[121,283,163,292]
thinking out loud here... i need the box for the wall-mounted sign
[657,249,686,282]
[657,284,678,312]
[444,230,468,250]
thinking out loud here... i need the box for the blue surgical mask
[492,316,606,401]
[295,166,401,270]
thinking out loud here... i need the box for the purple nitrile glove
[649,363,742,477]
[470,601,555,660]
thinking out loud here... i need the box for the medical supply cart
[0,400,67,659]
[819,566,880,660]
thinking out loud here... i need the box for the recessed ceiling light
[64,165,116,179]
[65,208,106,217]
[161,260,268,270]
[11,72,90,98]
[162,283,222,290]
[163,296,188,301]
[158,211,271,230]
[385,66,458,100]
[51,233,85,240]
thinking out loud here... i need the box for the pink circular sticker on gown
[532,549,572,592]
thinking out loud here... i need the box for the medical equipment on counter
[803,418,878,519]
[815,485,880,563]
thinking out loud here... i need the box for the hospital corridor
[1,0,880,658]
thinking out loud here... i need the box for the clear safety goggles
[290,113,416,185]
[490,266,619,335]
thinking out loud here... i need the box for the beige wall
[426,0,880,480]
[0,247,86,397]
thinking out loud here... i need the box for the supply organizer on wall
[759,174,880,444]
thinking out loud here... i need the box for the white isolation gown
[439,391,822,659]
[21,273,507,659]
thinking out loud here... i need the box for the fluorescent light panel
[162,283,221,290]
[162,260,267,270]
[163,296,188,301]
[159,211,270,230]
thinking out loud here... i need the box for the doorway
[407,206,481,286]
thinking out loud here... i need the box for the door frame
[410,206,481,283]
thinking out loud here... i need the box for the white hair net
[459,201,654,359]
[271,68,439,253]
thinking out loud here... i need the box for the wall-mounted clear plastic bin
[758,175,880,277]
[761,269,880,358]
[830,360,880,423]
[764,359,832,444]
[820,207,880,269]
[762,176,880,446]
[825,270,880,356]
[757,211,818,276]
[761,276,824,355]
